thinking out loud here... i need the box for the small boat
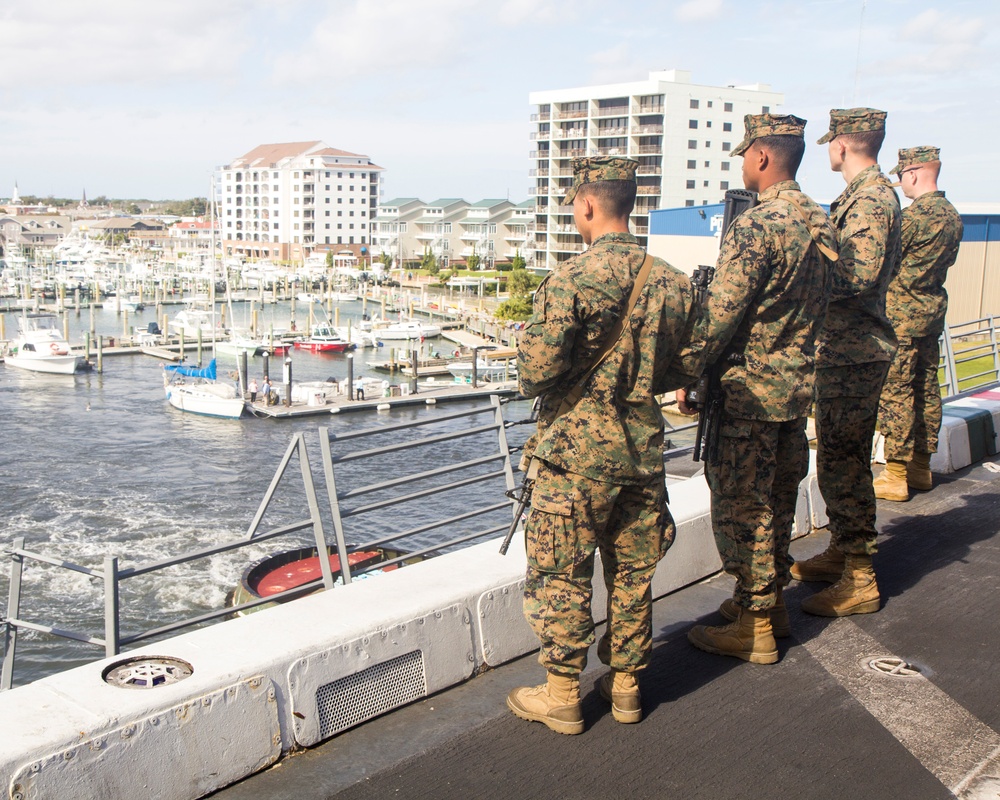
[162,359,245,419]
[121,295,145,313]
[226,545,424,616]
[168,296,220,338]
[374,318,442,343]
[4,313,85,374]
[446,359,515,382]
[216,332,263,358]
[296,292,322,304]
[293,323,357,353]
[258,330,291,355]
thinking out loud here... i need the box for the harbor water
[0,300,531,688]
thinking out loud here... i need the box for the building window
[337,236,342,243]
[688,140,697,149]
[689,120,698,129]
[721,162,730,171]
[704,161,710,167]
[686,180,695,189]
[705,141,711,147]
[349,172,354,178]
[706,120,712,128]
[708,100,713,108]
[722,142,731,151]
[325,236,330,243]
[690,99,699,109]
[687,160,696,169]
[685,200,694,207]
[723,122,733,132]
[724,102,733,112]
[762,106,770,113]
[721,181,729,190]
[325,223,330,229]
[349,185,354,191]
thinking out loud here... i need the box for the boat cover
[164,359,217,379]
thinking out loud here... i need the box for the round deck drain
[866,656,921,678]
[103,656,194,689]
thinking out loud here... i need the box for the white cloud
[674,0,724,23]
[900,8,984,45]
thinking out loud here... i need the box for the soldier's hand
[676,387,697,416]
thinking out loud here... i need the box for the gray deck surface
[215,455,1000,800]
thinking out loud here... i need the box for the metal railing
[1,398,529,690]
[940,315,1000,399]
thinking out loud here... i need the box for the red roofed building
[218,141,384,263]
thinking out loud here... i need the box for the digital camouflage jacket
[816,164,901,367]
[886,190,963,338]
[518,232,697,484]
[678,180,836,421]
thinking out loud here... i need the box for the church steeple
[79,188,88,208]
[10,181,20,205]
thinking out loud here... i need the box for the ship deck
[215,453,1000,800]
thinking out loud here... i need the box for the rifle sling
[778,193,839,262]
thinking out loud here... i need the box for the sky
[0,0,995,206]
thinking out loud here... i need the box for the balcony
[638,104,664,114]
[552,128,588,139]
[592,104,629,118]
[529,168,549,177]
[549,241,586,253]
[554,109,588,119]
[595,127,628,137]
[637,165,662,175]
[556,148,587,158]
[593,146,627,157]
[632,125,664,135]
[637,185,662,195]
[637,145,663,155]
[530,112,551,121]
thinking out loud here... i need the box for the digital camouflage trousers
[705,415,808,610]
[878,333,942,460]
[815,362,891,556]
[522,460,674,676]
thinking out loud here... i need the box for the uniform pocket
[527,487,576,572]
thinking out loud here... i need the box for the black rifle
[690,189,758,463]
[499,397,541,555]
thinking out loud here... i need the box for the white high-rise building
[528,69,783,269]
[218,141,384,262]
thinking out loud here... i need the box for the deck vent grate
[316,649,426,738]
[866,656,921,678]
[103,655,194,688]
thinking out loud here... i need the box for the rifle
[499,398,540,555]
[690,189,758,463]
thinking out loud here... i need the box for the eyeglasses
[898,167,922,175]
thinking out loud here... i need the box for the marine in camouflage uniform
[676,115,835,662]
[793,108,901,618]
[875,147,964,500]
[507,156,697,733]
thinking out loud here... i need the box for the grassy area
[941,348,999,394]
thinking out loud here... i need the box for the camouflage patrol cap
[889,145,941,175]
[817,107,887,144]
[561,156,638,205]
[731,113,807,157]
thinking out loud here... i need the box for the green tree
[126,203,141,215]
[507,268,534,300]
[379,251,393,268]
[326,250,334,268]
[511,249,526,271]
[494,297,534,321]
[466,245,481,271]
[421,247,438,274]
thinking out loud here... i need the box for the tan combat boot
[790,543,844,583]
[873,460,909,502]
[720,588,790,638]
[507,672,584,735]
[687,607,778,664]
[800,554,880,617]
[598,669,642,724]
[907,451,934,492]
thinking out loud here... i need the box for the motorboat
[293,323,357,353]
[168,296,220,339]
[374,318,442,343]
[162,359,245,419]
[216,332,262,358]
[446,358,515,383]
[4,313,85,374]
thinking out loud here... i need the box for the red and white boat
[292,323,357,353]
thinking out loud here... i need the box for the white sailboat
[162,178,245,419]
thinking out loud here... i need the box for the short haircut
[577,180,636,218]
[840,129,885,159]
[753,135,805,174]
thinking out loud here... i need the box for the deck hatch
[316,649,426,738]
